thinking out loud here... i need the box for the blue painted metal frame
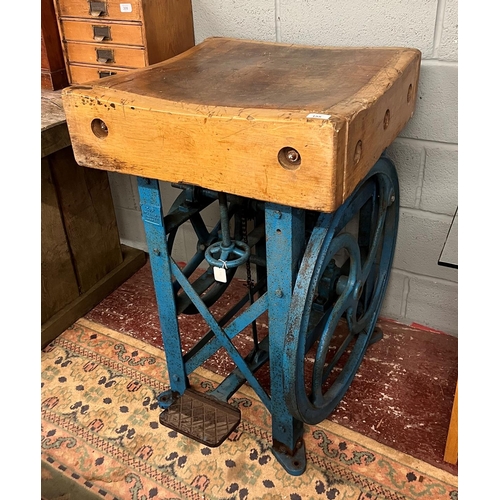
[137,177,187,396]
[264,203,307,474]
[135,155,399,477]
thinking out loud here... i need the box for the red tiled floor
[85,260,458,476]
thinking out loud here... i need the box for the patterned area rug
[41,319,458,500]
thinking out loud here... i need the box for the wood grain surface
[62,37,421,211]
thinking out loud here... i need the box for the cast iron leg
[137,177,188,401]
[265,203,307,475]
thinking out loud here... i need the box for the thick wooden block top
[62,37,421,212]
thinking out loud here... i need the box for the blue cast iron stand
[136,154,399,476]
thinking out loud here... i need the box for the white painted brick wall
[192,0,276,43]
[385,140,423,210]
[108,0,458,335]
[437,0,458,61]
[108,172,139,211]
[380,270,458,335]
[279,0,438,58]
[393,210,457,283]
[405,275,457,334]
[399,62,458,143]
[420,145,458,215]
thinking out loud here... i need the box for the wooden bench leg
[444,382,458,464]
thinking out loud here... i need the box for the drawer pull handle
[98,71,116,78]
[93,26,111,41]
[89,1,106,16]
[96,49,114,64]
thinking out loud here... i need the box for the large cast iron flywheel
[283,156,400,425]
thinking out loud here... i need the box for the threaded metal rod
[218,192,232,249]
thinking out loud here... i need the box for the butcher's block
[61,37,421,212]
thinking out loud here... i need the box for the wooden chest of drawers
[53,0,195,84]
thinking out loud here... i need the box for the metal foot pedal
[159,388,241,447]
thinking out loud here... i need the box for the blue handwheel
[165,189,241,314]
[283,156,399,425]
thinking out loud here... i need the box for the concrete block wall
[108,0,458,335]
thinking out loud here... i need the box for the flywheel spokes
[283,157,399,425]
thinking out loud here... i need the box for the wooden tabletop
[62,37,421,211]
[41,90,66,129]
[42,89,71,158]
[89,38,415,112]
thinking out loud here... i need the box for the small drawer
[68,64,129,84]
[65,42,146,67]
[60,19,144,45]
[57,0,142,22]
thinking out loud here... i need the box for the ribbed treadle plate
[159,389,241,447]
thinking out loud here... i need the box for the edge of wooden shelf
[443,382,458,465]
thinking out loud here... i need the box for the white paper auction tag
[214,266,227,283]
[120,3,132,12]
[306,113,331,120]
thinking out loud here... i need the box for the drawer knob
[89,1,106,17]
[96,49,114,64]
[93,26,111,42]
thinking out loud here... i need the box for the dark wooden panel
[48,147,123,294]
[41,157,80,323]
[41,245,146,348]
[142,0,195,65]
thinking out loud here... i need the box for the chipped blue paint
[135,155,399,476]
